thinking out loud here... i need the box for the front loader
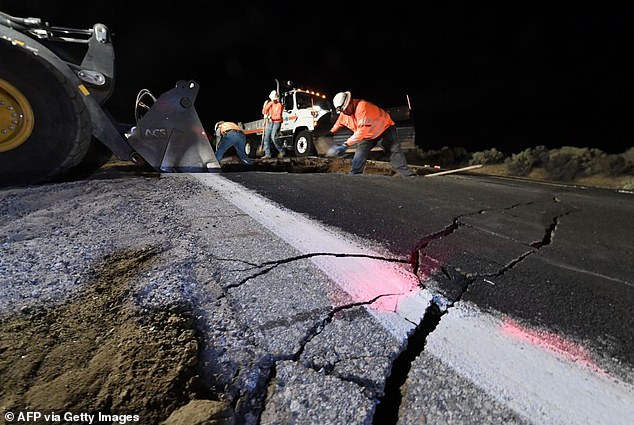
[0,11,220,187]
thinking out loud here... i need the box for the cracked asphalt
[1,169,633,424]
[221,170,634,424]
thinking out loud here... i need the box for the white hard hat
[269,90,279,100]
[333,91,351,113]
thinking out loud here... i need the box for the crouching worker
[325,91,414,177]
[213,121,253,166]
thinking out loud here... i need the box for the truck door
[280,91,295,134]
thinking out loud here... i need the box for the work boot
[277,152,285,159]
[262,155,271,159]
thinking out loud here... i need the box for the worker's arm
[329,113,346,135]
[346,102,392,145]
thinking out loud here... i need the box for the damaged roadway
[1,165,633,425]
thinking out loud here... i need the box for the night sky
[2,1,632,154]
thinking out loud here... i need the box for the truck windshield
[296,92,331,111]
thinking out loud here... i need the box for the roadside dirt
[463,163,634,191]
[0,170,242,424]
[0,247,232,424]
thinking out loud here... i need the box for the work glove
[326,143,349,157]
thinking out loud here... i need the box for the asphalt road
[2,167,633,424]
[216,169,634,424]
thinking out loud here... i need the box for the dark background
[2,1,632,154]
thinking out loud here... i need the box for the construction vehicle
[0,11,220,187]
[0,11,417,187]
[238,80,333,158]
[238,79,416,159]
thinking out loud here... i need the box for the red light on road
[500,318,605,374]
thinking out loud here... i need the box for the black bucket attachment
[127,80,221,173]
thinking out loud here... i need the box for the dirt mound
[0,248,227,424]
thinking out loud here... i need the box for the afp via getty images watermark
[4,411,140,424]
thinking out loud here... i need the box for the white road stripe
[191,173,431,340]
[427,303,634,425]
[190,173,634,424]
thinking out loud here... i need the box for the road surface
[1,166,633,424]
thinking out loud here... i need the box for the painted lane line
[191,174,634,425]
[191,173,431,340]
[426,302,634,425]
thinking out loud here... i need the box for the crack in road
[211,252,418,423]
[211,197,582,424]
[223,252,409,290]
[530,211,568,248]
[253,291,407,424]
[373,301,443,424]
[192,174,608,423]
[408,219,461,276]
[238,252,432,424]
[374,199,578,424]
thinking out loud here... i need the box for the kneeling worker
[213,121,253,166]
[325,91,414,177]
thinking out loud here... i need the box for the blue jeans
[263,121,284,156]
[351,126,413,177]
[215,130,253,165]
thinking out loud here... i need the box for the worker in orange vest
[261,90,285,159]
[213,121,253,166]
[326,91,414,177]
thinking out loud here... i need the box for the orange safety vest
[262,100,284,122]
[329,99,394,146]
[218,121,241,136]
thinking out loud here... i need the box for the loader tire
[293,130,315,157]
[79,138,113,170]
[0,44,92,187]
[62,138,113,180]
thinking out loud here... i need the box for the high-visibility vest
[218,121,241,136]
[262,100,284,122]
[330,99,395,145]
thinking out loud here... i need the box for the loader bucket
[127,80,221,173]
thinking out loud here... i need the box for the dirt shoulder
[0,177,238,425]
[465,163,634,191]
[0,247,231,424]
[403,146,634,191]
